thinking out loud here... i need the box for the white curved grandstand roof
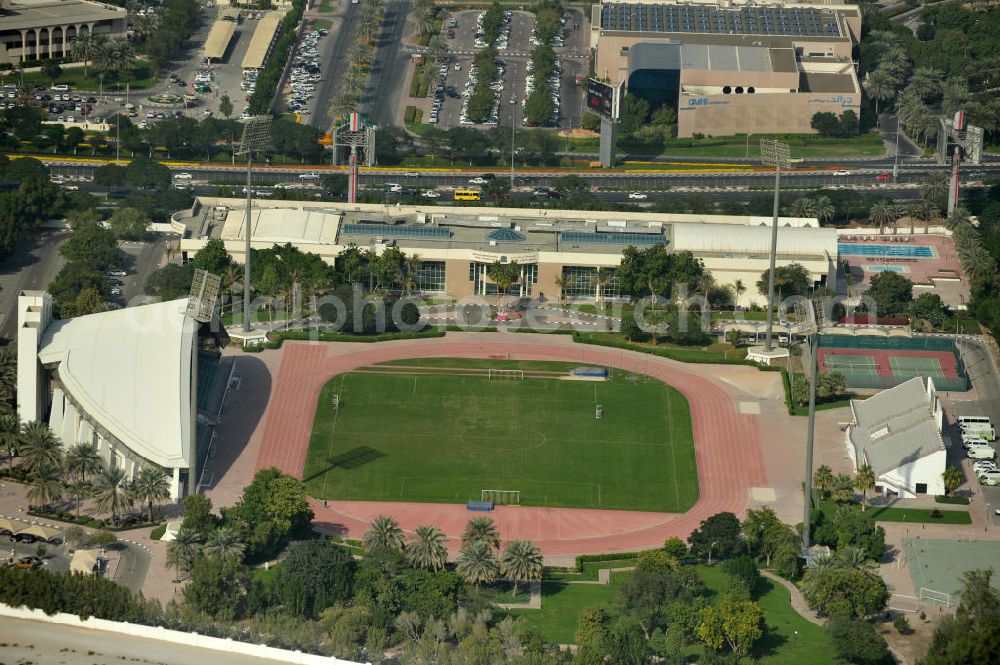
[671,222,837,257]
[37,299,196,468]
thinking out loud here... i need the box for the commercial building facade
[0,0,127,65]
[176,198,838,305]
[591,0,861,137]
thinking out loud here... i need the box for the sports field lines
[303,359,698,512]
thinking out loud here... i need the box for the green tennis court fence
[818,335,955,351]
[838,375,969,391]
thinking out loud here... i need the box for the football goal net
[489,369,524,380]
[482,489,520,505]
[920,587,953,607]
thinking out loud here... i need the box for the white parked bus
[958,415,992,430]
[966,444,996,460]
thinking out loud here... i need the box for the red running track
[253,336,767,555]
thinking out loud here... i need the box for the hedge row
[934,495,971,505]
[572,332,774,368]
[242,327,445,352]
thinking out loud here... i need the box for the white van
[966,444,996,460]
[965,427,996,441]
[963,433,992,448]
[980,471,1000,486]
[958,415,992,430]
[51,84,70,92]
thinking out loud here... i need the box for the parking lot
[426,7,588,130]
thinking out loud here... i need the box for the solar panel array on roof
[486,227,526,242]
[561,231,665,246]
[342,223,451,239]
[600,3,842,38]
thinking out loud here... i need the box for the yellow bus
[454,189,481,201]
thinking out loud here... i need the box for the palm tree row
[166,524,246,578]
[947,207,998,291]
[362,515,543,594]
[12,422,171,523]
[787,195,834,224]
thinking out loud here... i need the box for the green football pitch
[303,358,698,512]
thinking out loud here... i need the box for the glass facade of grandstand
[470,262,539,297]
[562,266,622,300]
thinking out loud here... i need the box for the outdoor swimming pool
[866,265,907,273]
[839,243,935,258]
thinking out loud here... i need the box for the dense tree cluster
[0,158,67,261]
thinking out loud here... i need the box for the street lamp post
[510,97,516,187]
[892,114,901,182]
[236,115,273,334]
[759,139,792,352]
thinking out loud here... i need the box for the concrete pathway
[760,570,824,626]
[495,581,541,609]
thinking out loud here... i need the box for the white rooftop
[37,299,196,469]
[671,222,838,258]
[221,207,342,245]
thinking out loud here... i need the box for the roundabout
[253,332,767,555]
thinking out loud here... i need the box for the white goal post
[488,369,524,380]
[920,587,953,607]
[482,489,520,505]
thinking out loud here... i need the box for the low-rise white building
[845,376,947,498]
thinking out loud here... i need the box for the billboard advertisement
[586,79,618,119]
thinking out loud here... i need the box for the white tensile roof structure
[37,299,197,469]
[670,222,838,258]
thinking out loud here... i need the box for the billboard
[586,79,619,119]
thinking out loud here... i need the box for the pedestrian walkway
[760,570,824,626]
[495,581,541,609]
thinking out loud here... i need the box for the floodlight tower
[236,115,272,333]
[759,140,792,352]
[796,298,825,550]
[936,111,984,216]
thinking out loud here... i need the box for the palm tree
[487,260,520,311]
[867,200,897,235]
[407,525,448,571]
[0,414,20,468]
[864,67,897,117]
[855,464,876,511]
[801,552,836,598]
[788,197,813,218]
[364,514,405,553]
[733,279,746,307]
[499,540,543,597]
[19,422,62,473]
[457,540,499,586]
[65,478,91,517]
[403,254,423,296]
[921,175,948,208]
[813,465,834,499]
[166,525,202,578]
[26,463,63,509]
[71,33,105,77]
[830,473,855,504]
[906,67,943,101]
[593,268,612,310]
[132,467,171,522]
[462,516,500,552]
[835,545,877,576]
[65,442,104,482]
[553,272,575,301]
[942,465,962,496]
[427,34,448,62]
[93,466,133,523]
[204,525,246,565]
[811,195,835,225]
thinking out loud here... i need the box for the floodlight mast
[760,140,792,352]
[236,115,272,333]
[798,298,823,550]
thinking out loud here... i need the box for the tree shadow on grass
[303,445,385,483]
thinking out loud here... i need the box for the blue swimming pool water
[839,243,934,257]
[867,265,906,273]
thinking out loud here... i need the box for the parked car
[422,190,441,198]
[14,556,42,570]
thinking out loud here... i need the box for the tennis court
[816,336,969,391]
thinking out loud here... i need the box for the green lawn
[303,359,698,511]
[14,64,156,91]
[508,573,631,644]
[817,500,971,525]
[699,566,837,665]
[509,564,836,662]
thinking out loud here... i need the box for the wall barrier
[0,603,369,665]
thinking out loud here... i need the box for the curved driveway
[253,333,766,555]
